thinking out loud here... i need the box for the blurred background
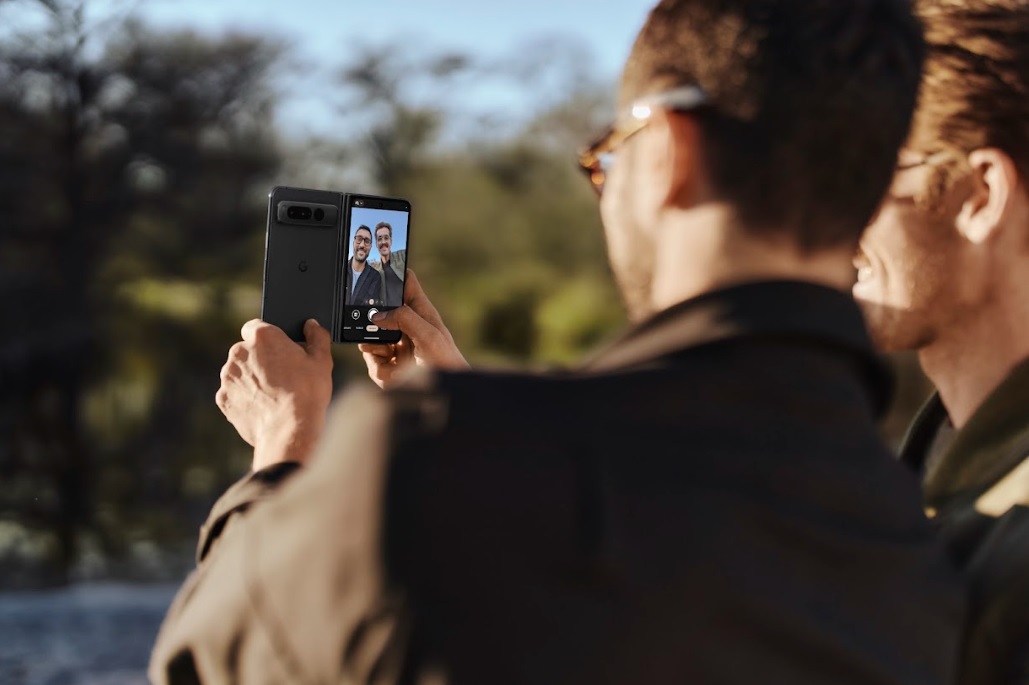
[0,0,931,682]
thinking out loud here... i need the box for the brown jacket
[150,281,964,685]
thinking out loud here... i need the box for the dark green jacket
[901,357,1029,685]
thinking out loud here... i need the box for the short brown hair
[622,0,925,249]
[911,0,1029,201]
[375,221,392,238]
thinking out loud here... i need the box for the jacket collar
[578,280,893,417]
[901,355,1029,506]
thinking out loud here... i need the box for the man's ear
[639,109,706,210]
[956,148,1020,245]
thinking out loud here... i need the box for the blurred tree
[0,11,935,587]
[0,0,283,584]
[0,0,125,583]
[338,45,473,194]
[329,39,623,367]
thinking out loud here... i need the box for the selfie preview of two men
[149,1,1029,684]
[345,217,408,309]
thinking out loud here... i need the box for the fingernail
[370,312,384,322]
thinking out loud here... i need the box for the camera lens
[287,206,298,219]
[313,208,325,221]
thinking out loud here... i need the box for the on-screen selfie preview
[343,205,409,338]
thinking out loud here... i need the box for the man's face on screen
[353,229,371,263]
[376,228,392,260]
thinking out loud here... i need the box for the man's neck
[919,294,1029,428]
[650,206,855,314]
[381,253,391,265]
[352,259,365,273]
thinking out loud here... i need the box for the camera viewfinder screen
[342,203,409,340]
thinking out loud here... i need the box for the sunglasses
[868,150,958,222]
[894,150,953,172]
[577,85,712,197]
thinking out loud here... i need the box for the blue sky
[130,0,656,137]
[3,0,656,141]
[136,0,652,74]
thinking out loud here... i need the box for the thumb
[372,306,438,344]
[303,318,332,359]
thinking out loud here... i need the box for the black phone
[339,192,411,344]
[260,187,411,344]
[261,186,343,342]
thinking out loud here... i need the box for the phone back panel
[261,187,342,341]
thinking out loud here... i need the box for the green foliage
[0,7,932,585]
[323,39,625,376]
[0,8,628,583]
[0,2,282,584]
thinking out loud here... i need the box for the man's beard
[858,300,937,353]
[857,254,960,354]
[610,222,655,323]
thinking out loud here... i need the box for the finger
[358,342,395,360]
[240,319,264,341]
[371,305,441,345]
[402,270,447,331]
[219,359,242,383]
[303,318,332,361]
[361,350,396,388]
[241,319,281,343]
[402,269,426,304]
[372,310,448,365]
[392,335,415,364]
[361,348,392,371]
[215,387,230,413]
[227,341,248,364]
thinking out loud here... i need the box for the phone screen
[341,194,411,343]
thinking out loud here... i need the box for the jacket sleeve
[148,383,437,685]
[195,461,302,563]
[1009,639,1029,685]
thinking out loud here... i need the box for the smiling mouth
[853,252,873,283]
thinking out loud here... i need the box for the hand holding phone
[217,318,334,470]
[358,270,470,387]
